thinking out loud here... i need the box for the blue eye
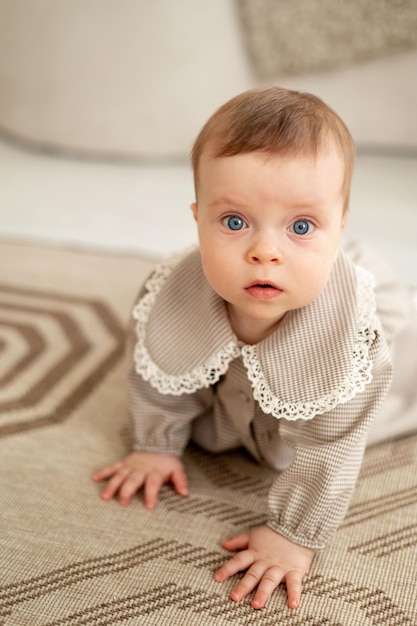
[223,215,246,231]
[291,220,313,235]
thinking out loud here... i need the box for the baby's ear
[191,202,198,222]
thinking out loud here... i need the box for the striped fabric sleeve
[127,332,213,456]
[265,331,393,550]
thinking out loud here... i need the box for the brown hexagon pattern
[0,283,125,437]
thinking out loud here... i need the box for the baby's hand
[214,525,313,610]
[92,451,188,509]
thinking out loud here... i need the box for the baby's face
[191,149,347,344]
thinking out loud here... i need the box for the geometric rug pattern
[0,283,124,437]
[1,240,416,625]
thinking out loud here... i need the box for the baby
[93,87,417,610]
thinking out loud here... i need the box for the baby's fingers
[92,463,122,482]
[99,468,130,501]
[285,570,304,609]
[214,548,253,583]
[251,567,284,609]
[171,469,189,498]
[117,471,146,506]
[144,473,166,510]
[221,533,250,552]
[251,568,305,610]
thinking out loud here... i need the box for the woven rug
[1,239,417,626]
[236,0,417,78]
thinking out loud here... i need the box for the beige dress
[127,244,417,550]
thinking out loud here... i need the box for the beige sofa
[1,0,417,159]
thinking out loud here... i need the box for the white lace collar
[133,248,377,421]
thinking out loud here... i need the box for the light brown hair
[191,86,355,212]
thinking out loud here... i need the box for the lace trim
[242,265,377,420]
[132,249,240,395]
[133,253,378,411]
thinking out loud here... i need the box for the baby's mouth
[245,281,283,300]
[246,280,282,290]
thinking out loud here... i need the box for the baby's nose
[247,236,283,264]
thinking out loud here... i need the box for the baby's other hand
[92,451,188,509]
[214,525,314,610]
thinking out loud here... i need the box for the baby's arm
[214,328,392,610]
[92,316,213,508]
[214,526,313,610]
[92,451,188,509]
